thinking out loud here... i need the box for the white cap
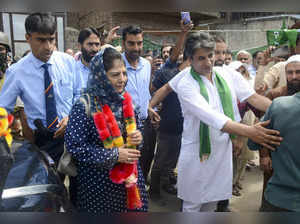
[285,54,300,68]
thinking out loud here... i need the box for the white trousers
[182,200,218,212]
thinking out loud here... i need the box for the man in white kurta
[169,56,255,211]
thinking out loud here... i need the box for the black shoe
[169,174,177,185]
[216,207,231,212]
[162,183,177,195]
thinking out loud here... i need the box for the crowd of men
[0,12,300,212]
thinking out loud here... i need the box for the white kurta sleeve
[169,67,190,91]
[230,69,255,102]
[175,75,231,131]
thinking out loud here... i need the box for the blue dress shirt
[76,59,91,90]
[0,51,81,130]
[122,53,151,119]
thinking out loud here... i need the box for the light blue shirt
[76,59,90,90]
[0,51,81,130]
[122,53,151,119]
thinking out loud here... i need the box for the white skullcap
[285,54,300,68]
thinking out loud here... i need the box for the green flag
[266,18,298,48]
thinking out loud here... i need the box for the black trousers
[151,132,181,178]
[217,200,229,211]
[140,118,157,181]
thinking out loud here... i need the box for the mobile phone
[153,49,159,58]
[116,28,122,36]
[181,12,191,25]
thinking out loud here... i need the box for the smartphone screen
[181,12,191,25]
[153,49,159,58]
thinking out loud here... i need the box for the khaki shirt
[255,61,287,90]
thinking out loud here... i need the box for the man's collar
[30,52,54,69]
[122,53,144,70]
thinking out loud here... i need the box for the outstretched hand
[248,120,282,151]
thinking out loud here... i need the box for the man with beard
[257,53,300,211]
[0,13,81,165]
[255,23,300,94]
[121,25,152,180]
[0,32,10,91]
[212,36,246,212]
[214,36,227,67]
[68,28,101,206]
[248,55,300,212]
[212,36,235,212]
[76,27,101,89]
[161,45,172,63]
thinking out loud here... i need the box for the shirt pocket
[58,79,73,101]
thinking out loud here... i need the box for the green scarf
[190,67,236,162]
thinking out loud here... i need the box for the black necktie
[42,63,58,131]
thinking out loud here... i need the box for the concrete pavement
[149,165,264,212]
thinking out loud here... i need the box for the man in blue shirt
[76,27,101,90]
[121,25,153,180]
[0,13,81,164]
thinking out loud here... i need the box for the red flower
[7,114,14,126]
[93,112,111,141]
[102,104,121,137]
[109,163,135,184]
[99,129,111,140]
[123,92,135,118]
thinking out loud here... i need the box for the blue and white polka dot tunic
[65,101,148,213]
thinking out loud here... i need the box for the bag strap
[79,93,91,118]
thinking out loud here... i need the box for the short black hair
[103,47,123,72]
[25,13,56,35]
[252,50,263,59]
[161,45,172,54]
[78,27,100,44]
[225,49,233,56]
[122,25,143,41]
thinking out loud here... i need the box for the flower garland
[93,92,142,209]
[0,107,14,148]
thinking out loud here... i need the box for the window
[1,12,65,59]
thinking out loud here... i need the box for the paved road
[149,165,263,212]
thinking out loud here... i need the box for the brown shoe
[236,182,243,190]
[232,188,241,197]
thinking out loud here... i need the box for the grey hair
[184,32,215,59]
[236,50,251,57]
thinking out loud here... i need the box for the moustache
[89,51,97,56]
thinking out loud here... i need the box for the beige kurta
[169,66,255,204]
[255,62,286,90]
